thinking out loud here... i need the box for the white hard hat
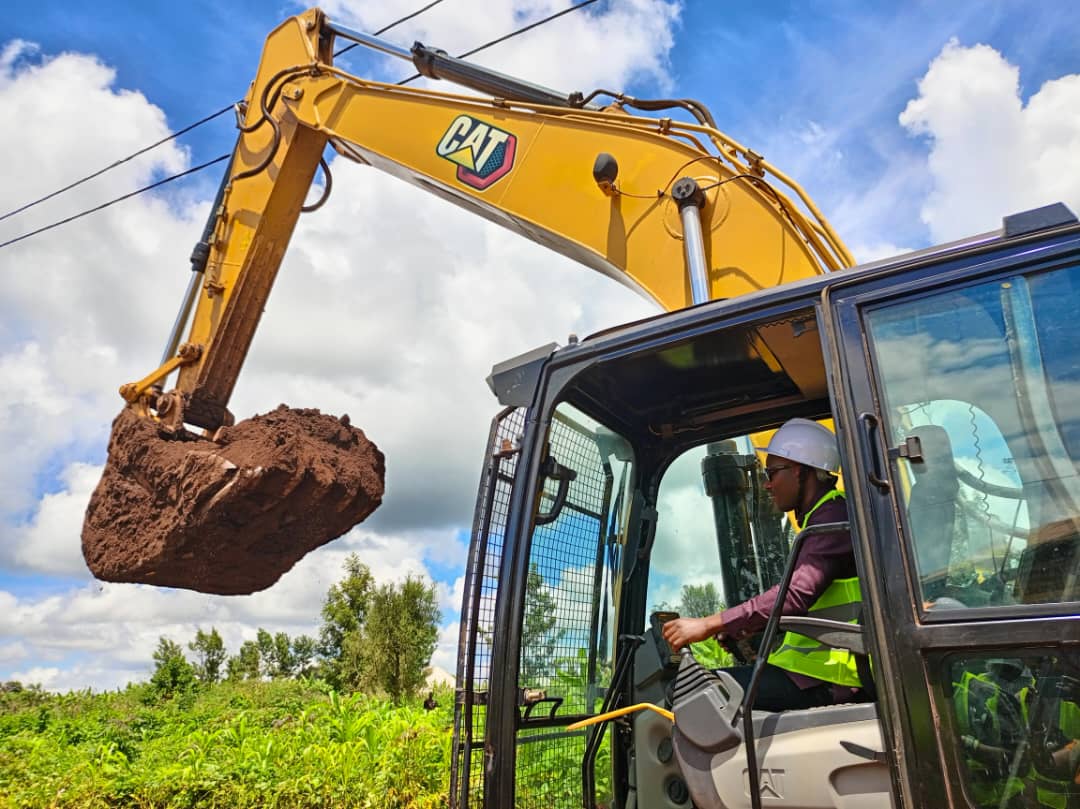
[758,418,840,474]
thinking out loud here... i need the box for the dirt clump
[82,405,384,595]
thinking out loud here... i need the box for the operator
[662,418,867,711]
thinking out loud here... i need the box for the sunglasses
[763,463,795,482]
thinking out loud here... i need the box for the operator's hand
[661,615,722,650]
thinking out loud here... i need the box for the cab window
[514,402,633,808]
[944,650,1080,808]
[648,433,792,663]
[865,264,1080,612]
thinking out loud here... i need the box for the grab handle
[859,412,891,492]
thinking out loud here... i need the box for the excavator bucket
[82,405,384,595]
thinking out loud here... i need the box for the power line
[0,0,603,251]
[0,155,230,250]
[335,0,446,58]
[0,2,448,228]
[398,0,602,84]
[0,105,233,225]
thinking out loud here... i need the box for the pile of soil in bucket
[82,404,384,595]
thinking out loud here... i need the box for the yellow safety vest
[1019,687,1080,809]
[767,490,863,689]
[954,671,1027,805]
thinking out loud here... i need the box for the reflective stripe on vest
[767,490,863,688]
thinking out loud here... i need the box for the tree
[226,640,262,681]
[188,627,226,684]
[267,631,297,679]
[292,634,318,679]
[673,583,733,669]
[678,583,722,618]
[350,575,441,700]
[150,636,196,698]
[318,554,374,688]
[520,564,563,684]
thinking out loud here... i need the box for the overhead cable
[0,105,233,225]
[335,0,446,58]
[0,0,448,229]
[0,155,230,250]
[398,0,602,85]
[0,0,601,250]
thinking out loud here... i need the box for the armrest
[777,616,866,656]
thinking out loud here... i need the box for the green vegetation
[0,679,453,808]
[0,557,627,808]
[654,583,735,669]
[0,555,450,808]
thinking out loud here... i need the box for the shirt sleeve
[718,507,852,639]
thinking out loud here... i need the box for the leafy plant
[0,679,454,808]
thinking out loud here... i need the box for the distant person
[662,418,867,711]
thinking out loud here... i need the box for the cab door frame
[821,224,1080,808]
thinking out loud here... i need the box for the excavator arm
[122,7,852,433]
[84,7,853,596]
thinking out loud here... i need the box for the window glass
[648,436,791,663]
[515,403,630,808]
[945,651,1080,808]
[866,265,1080,610]
[519,403,632,707]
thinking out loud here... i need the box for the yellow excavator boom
[126,7,852,432]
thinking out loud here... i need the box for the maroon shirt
[719,492,856,691]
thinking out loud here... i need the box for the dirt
[82,405,385,595]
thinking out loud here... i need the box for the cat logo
[436,115,517,190]
[745,768,785,799]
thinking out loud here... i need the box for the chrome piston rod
[673,177,711,305]
[324,21,586,108]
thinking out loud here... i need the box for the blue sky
[2,0,1080,690]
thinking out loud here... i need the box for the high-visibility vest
[767,490,863,688]
[1019,686,1080,809]
[954,671,1027,805]
[952,672,1080,809]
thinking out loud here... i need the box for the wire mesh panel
[452,407,527,809]
[516,404,622,809]
[515,728,588,806]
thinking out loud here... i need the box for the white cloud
[0,46,197,529]
[430,620,460,675]
[900,39,1080,242]
[12,462,100,575]
[0,9,665,690]
[320,0,681,93]
[1,40,37,67]
[849,242,913,265]
[8,666,61,690]
[0,641,27,665]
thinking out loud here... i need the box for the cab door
[451,405,529,809]
[825,227,1080,808]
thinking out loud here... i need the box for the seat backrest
[906,425,959,599]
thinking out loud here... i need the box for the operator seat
[670,651,889,809]
[906,425,959,600]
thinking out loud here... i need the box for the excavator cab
[454,205,1080,809]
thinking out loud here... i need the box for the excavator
[82,8,1080,809]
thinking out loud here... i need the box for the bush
[0,679,454,807]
